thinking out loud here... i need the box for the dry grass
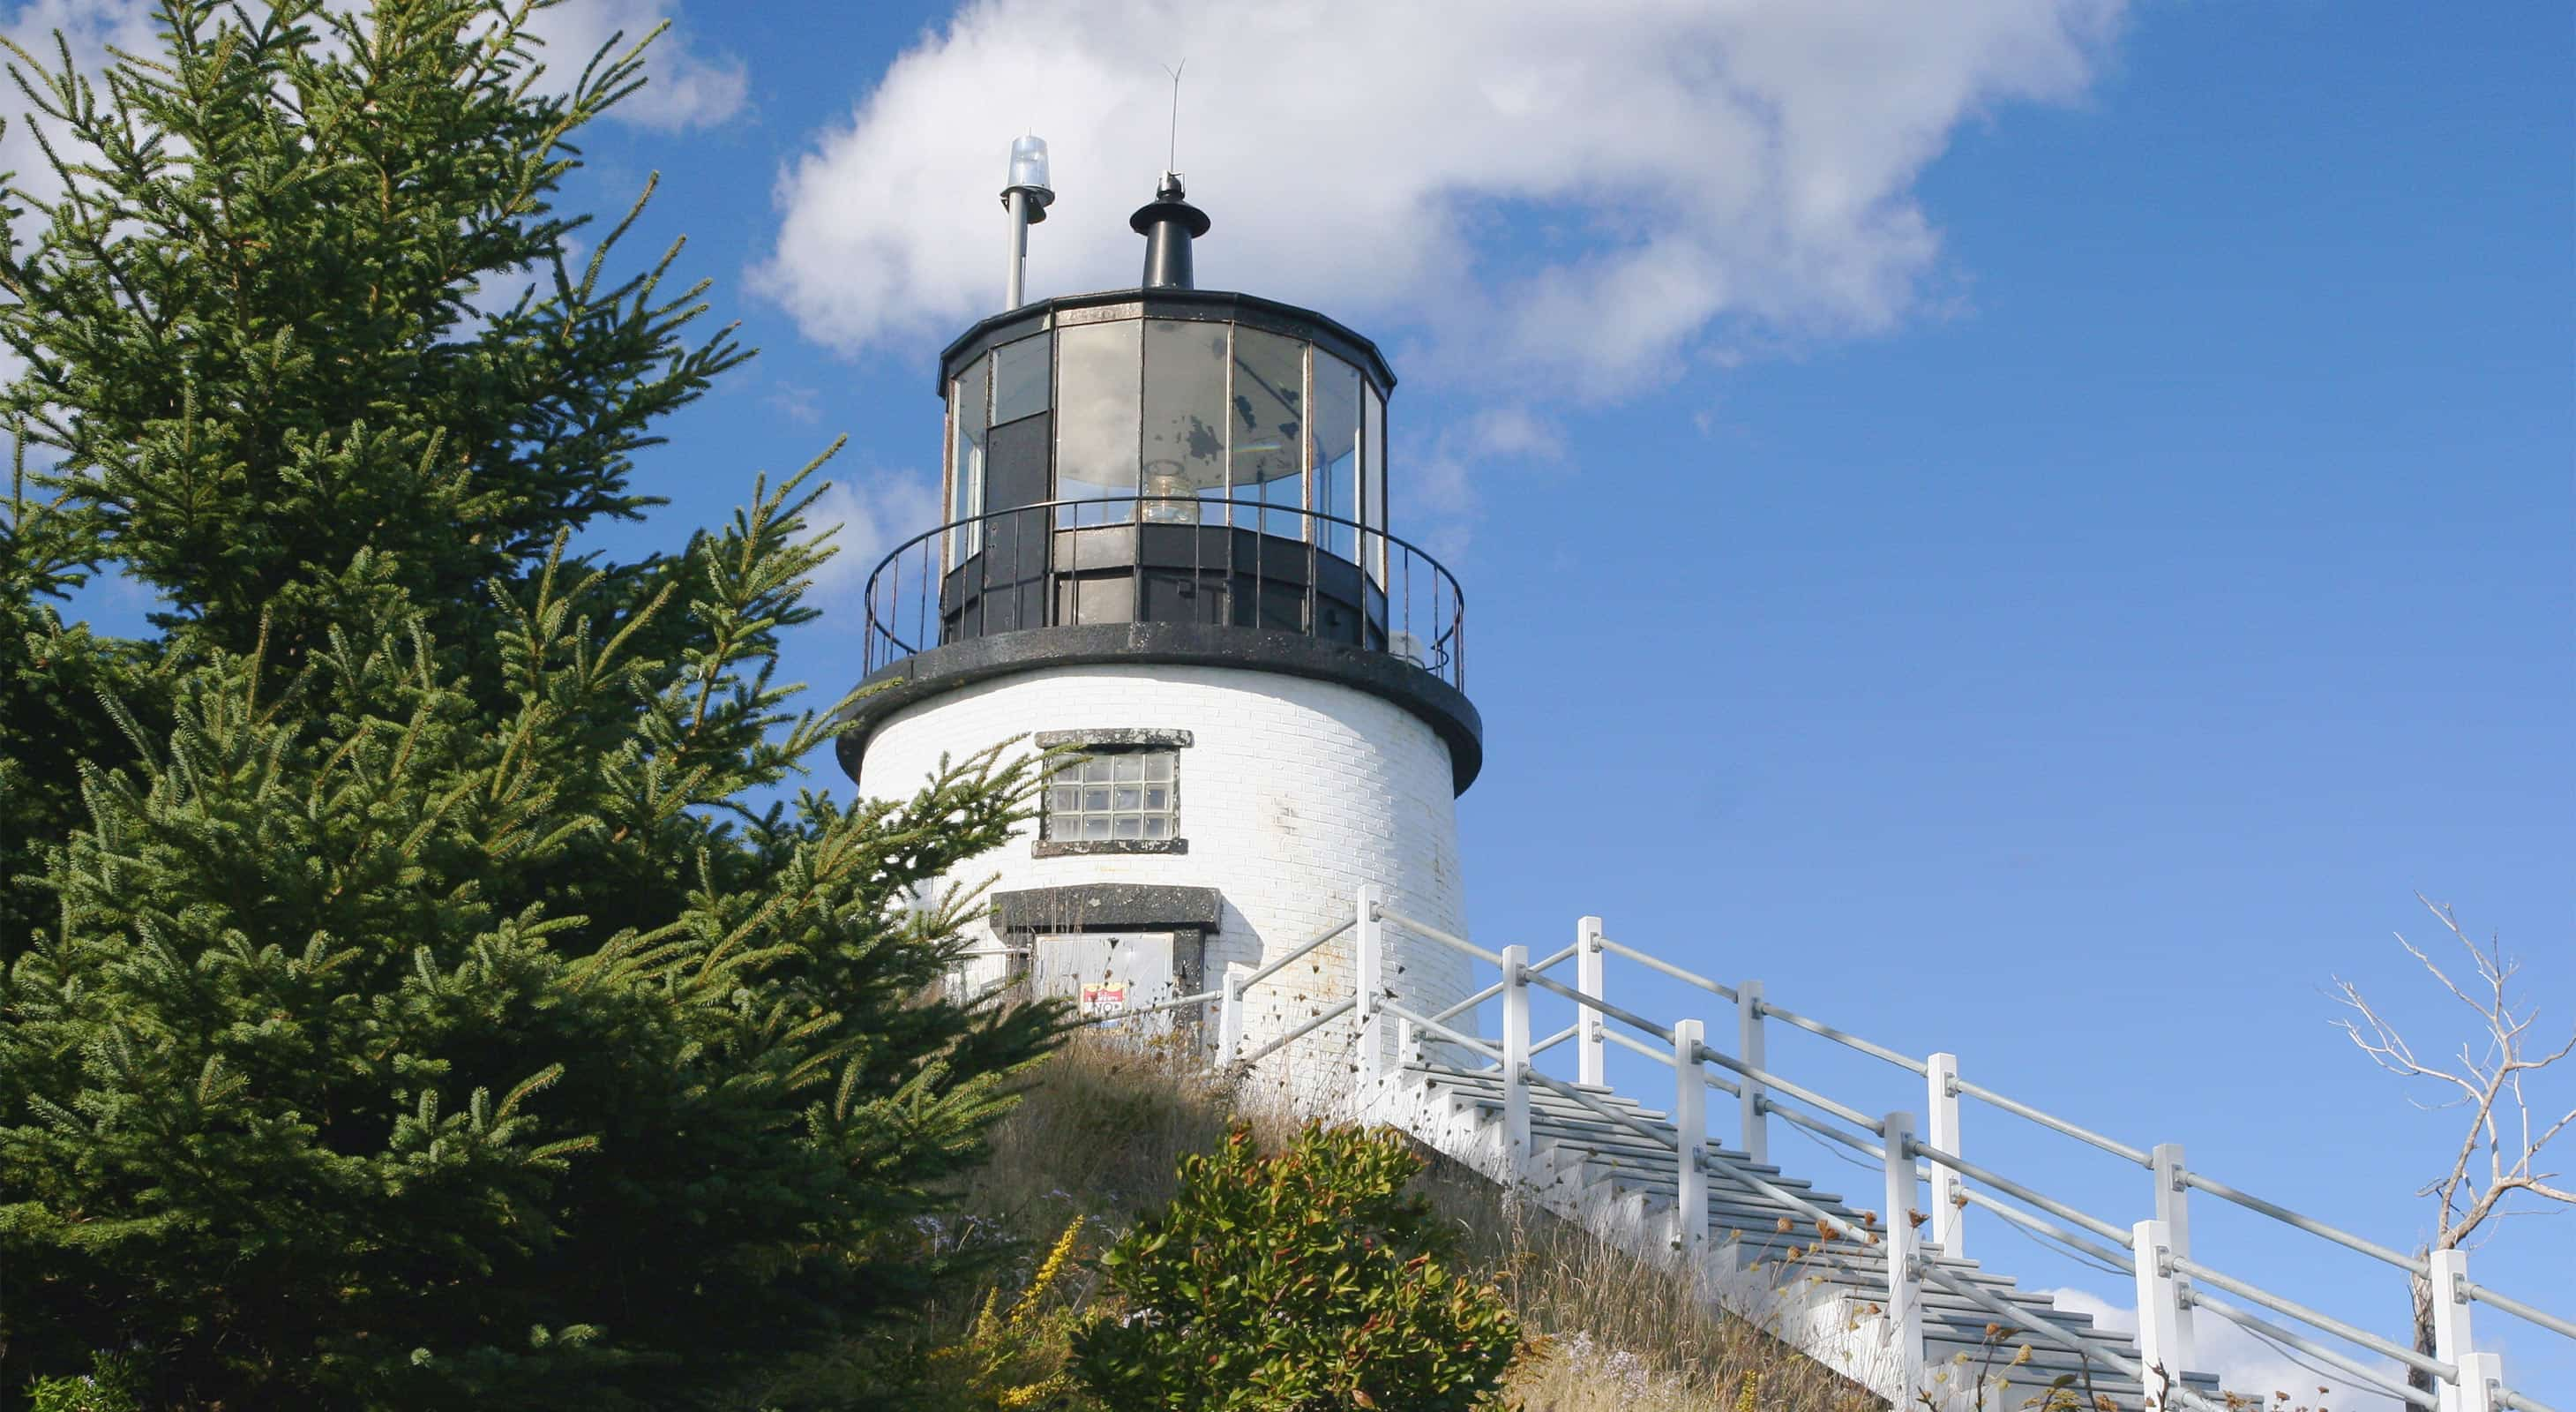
[930,1026,1883,1411]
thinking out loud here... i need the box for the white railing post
[1577,914,1606,1087]
[1217,965,1245,1069]
[2132,1219,2187,1408]
[1738,980,1768,1164]
[2152,1142,2198,1371]
[1880,1110,1922,1395]
[1674,1018,1708,1251]
[2430,1248,2475,1412]
[1501,944,1531,1177]
[1354,884,1384,1083]
[1926,1052,1964,1259]
[2455,1351,2501,1412]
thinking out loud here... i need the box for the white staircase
[1100,887,2572,1412]
[1367,1061,2222,1410]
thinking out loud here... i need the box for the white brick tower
[835,165,1480,1090]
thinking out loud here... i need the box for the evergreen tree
[0,3,1060,1406]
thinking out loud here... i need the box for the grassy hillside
[878,1025,1884,1411]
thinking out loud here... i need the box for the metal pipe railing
[1600,1025,1747,1098]
[1197,896,2574,1412]
[1521,1065,1677,1152]
[1527,940,1581,974]
[1764,1096,1888,1162]
[1952,1076,2151,1167]
[2177,1168,2427,1274]
[1523,970,1674,1045]
[2464,1278,2576,1341]
[1229,996,1355,1072]
[1597,936,1736,1002]
[862,494,1467,689]
[1378,905,1501,965]
[1600,1025,1674,1068]
[1425,978,1504,1027]
[1753,997,1927,1075]
[2169,1252,2453,1383]
[1905,1133,2131,1246]
[1234,916,1355,992]
[1697,1044,1877,1130]
[1958,1187,2134,1273]
[1381,1000,1504,1067]
[2190,1290,2437,1410]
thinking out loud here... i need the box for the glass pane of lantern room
[1056,319,1142,528]
[1229,327,1304,537]
[1310,352,1361,561]
[948,355,989,562]
[1142,319,1228,524]
[1362,383,1385,585]
[991,334,1052,425]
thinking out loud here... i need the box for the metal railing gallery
[859,495,1467,691]
[1070,888,2567,1412]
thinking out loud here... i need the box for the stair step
[1374,1066,2236,1412]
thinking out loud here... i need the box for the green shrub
[1068,1123,1521,1411]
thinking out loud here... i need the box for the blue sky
[20,0,2572,1401]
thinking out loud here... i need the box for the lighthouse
[837,146,1480,1087]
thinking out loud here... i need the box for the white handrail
[1754,996,1927,1075]
[1380,999,1505,1067]
[1908,1132,2131,1246]
[1523,969,1674,1044]
[1699,1045,1878,1131]
[2189,1289,2436,1410]
[1426,978,1504,1026]
[1199,890,2572,1412]
[1377,905,1500,965]
[1958,1186,2134,1272]
[2170,1251,2453,1384]
[1236,915,1355,991]
[1527,940,1581,974]
[2179,1167,2428,1275]
[1229,996,1355,1071]
[1597,935,1737,1002]
[2465,1279,2576,1341]
[1954,1075,2152,1167]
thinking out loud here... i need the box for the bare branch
[2342,896,2572,1283]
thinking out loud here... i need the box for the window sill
[1032,838,1189,858]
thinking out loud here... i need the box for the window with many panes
[1044,750,1179,845]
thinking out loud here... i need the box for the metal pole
[1674,1019,1708,1251]
[1217,967,1244,1070]
[1739,980,1768,1164]
[1577,915,1606,1087]
[2430,1249,2474,1412]
[1882,1110,1922,1396]
[1354,884,1384,1083]
[2153,1141,2198,1371]
[1928,1052,1965,1258]
[2134,1219,2189,1409]
[1003,188,1030,310]
[1501,945,1531,1178]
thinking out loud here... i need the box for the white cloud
[2041,1287,2406,1412]
[755,0,2119,398]
[805,469,945,610]
[520,0,747,131]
